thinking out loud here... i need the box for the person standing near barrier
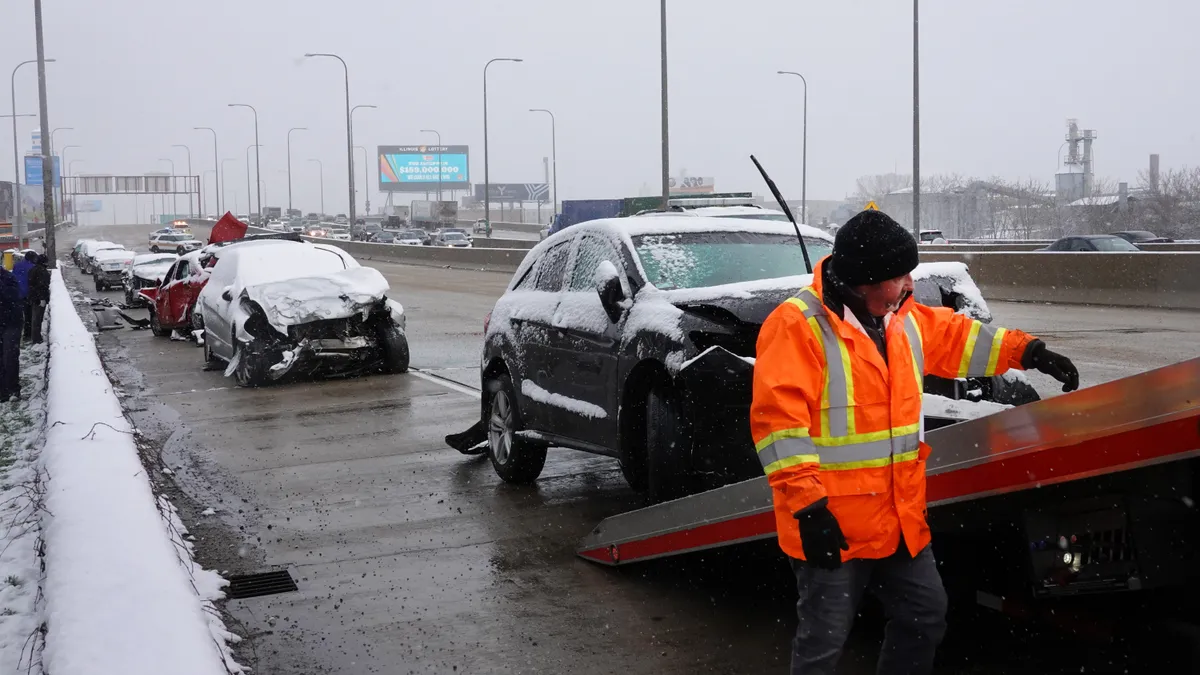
[0,265,23,402]
[28,254,50,345]
[12,251,35,342]
[751,209,1080,674]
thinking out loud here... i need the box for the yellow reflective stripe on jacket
[755,426,810,453]
[956,320,1008,378]
[822,448,920,472]
[758,435,820,475]
[811,423,921,447]
[904,314,924,386]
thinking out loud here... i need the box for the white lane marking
[409,369,481,399]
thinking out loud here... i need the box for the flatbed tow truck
[578,357,1200,608]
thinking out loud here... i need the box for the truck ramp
[578,357,1200,565]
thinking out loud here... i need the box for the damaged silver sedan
[194,240,409,387]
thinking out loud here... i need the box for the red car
[141,251,212,337]
[141,212,251,338]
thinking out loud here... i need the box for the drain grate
[227,570,298,599]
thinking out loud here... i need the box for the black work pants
[0,325,21,400]
[21,299,32,340]
[29,301,45,344]
[790,544,948,675]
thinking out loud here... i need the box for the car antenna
[750,154,812,274]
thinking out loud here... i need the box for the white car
[150,231,204,254]
[78,240,126,274]
[395,231,424,246]
[196,240,409,387]
[264,220,286,232]
[91,249,138,291]
[328,227,352,241]
[123,253,178,305]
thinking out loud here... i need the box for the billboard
[378,145,469,192]
[77,199,103,213]
[668,176,715,194]
[473,183,550,202]
[24,155,61,187]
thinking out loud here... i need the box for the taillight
[483,311,492,333]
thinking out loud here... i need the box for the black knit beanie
[832,210,919,286]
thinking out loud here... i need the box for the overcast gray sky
[3,0,1198,222]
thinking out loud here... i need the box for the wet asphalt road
[63,224,1200,674]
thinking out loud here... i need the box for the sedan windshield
[443,233,466,241]
[632,232,832,290]
[1090,236,1139,252]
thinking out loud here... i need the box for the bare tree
[853,173,912,203]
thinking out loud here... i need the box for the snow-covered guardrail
[41,269,238,674]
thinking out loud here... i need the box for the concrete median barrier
[301,237,530,274]
[472,236,536,250]
[921,251,1200,310]
[922,242,1200,253]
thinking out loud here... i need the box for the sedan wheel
[486,373,546,484]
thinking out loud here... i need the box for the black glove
[795,498,849,570]
[1022,340,1080,392]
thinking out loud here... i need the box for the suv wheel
[486,373,546,484]
[646,381,693,503]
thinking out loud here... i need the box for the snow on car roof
[132,253,178,265]
[93,249,136,261]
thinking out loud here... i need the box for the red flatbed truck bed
[579,357,1200,597]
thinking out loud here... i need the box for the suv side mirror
[594,260,627,323]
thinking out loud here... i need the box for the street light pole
[304,53,356,227]
[221,158,237,215]
[11,57,54,247]
[350,104,376,219]
[419,129,442,202]
[194,127,220,216]
[228,103,261,220]
[159,158,177,217]
[483,57,523,229]
[354,145,369,216]
[777,71,808,224]
[660,0,670,210]
[528,110,557,217]
[308,159,325,216]
[172,144,193,217]
[287,127,307,214]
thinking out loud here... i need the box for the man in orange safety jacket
[751,209,1079,675]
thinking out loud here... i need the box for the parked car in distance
[354,222,383,241]
[334,214,348,225]
[195,240,409,386]
[123,253,178,305]
[472,216,1038,500]
[395,230,425,246]
[371,231,397,244]
[444,226,472,242]
[473,219,489,234]
[304,225,329,238]
[71,239,97,266]
[434,231,472,248]
[91,249,138,291]
[1111,230,1174,244]
[328,227,352,241]
[150,231,204,254]
[78,241,127,274]
[1040,234,1142,252]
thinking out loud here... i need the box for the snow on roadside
[0,343,48,674]
[41,269,241,675]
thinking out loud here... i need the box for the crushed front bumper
[676,346,759,490]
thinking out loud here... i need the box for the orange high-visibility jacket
[751,257,1035,561]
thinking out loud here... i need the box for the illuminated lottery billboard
[378,145,469,192]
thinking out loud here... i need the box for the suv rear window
[534,243,570,292]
